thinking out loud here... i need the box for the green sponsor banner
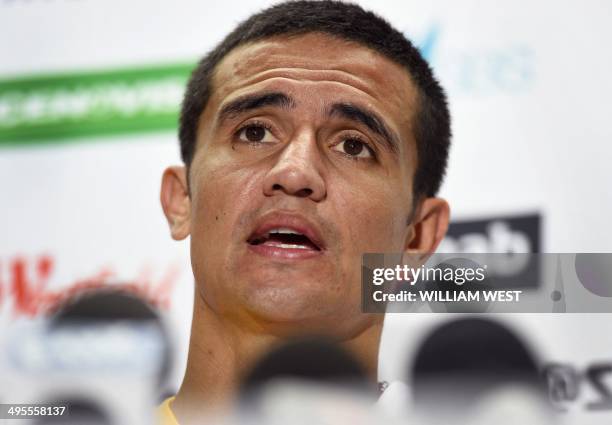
[0,63,194,146]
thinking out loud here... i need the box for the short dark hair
[179,0,450,198]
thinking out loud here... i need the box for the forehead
[207,32,418,136]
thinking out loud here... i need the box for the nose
[262,129,326,201]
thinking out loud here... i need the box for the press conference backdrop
[1,0,611,423]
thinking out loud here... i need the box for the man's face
[186,33,420,335]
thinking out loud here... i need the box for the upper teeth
[268,228,302,235]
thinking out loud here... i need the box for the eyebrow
[218,91,296,122]
[217,92,400,154]
[328,103,400,154]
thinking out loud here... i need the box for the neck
[171,289,383,422]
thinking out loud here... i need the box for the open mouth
[247,228,322,251]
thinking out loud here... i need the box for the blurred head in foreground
[49,288,172,391]
[12,288,171,425]
[159,0,451,417]
[411,318,552,424]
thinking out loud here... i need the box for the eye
[332,138,375,159]
[236,123,276,144]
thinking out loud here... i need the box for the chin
[241,289,363,337]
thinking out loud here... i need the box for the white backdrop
[1,1,611,423]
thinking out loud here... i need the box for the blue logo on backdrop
[408,25,535,96]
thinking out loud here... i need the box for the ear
[405,197,450,255]
[160,165,191,240]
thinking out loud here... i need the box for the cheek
[191,146,261,218]
[332,176,411,252]
[189,153,264,263]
